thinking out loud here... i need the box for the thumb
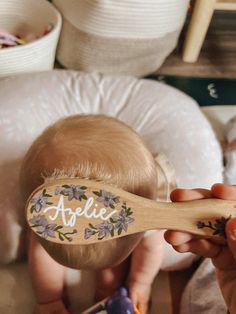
[226,218,236,262]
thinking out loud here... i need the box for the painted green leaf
[118,228,122,236]
[93,191,100,196]
[55,225,63,231]
[110,229,114,237]
[89,223,97,230]
[59,233,64,241]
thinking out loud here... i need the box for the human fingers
[129,282,151,314]
[173,238,221,258]
[212,245,236,270]
[95,260,128,301]
[136,301,149,314]
[170,188,212,202]
[225,218,236,263]
[164,230,193,246]
[211,186,236,269]
[212,183,236,200]
[166,188,212,246]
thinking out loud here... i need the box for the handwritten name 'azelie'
[43,195,118,227]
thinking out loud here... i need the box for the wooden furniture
[183,0,236,62]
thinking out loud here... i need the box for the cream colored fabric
[0,0,62,78]
[53,0,189,39]
[53,0,189,76]
[224,115,236,184]
[180,259,227,314]
[56,19,180,77]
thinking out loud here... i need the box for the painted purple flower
[84,228,95,239]
[84,203,134,241]
[55,186,62,195]
[29,214,78,242]
[57,185,87,201]
[95,221,114,239]
[30,193,49,213]
[112,209,134,233]
[96,190,120,208]
[29,214,57,239]
[37,224,57,239]
[29,214,48,227]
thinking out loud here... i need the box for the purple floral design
[85,221,114,240]
[84,227,95,240]
[111,208,134,235]
[55,184,87,201]
[30,189,53,213]
[84,203,134,240]
[29,214,77,242]
[197,215,231,237]
[93,190,120,209]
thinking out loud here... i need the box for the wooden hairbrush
[26,178,236,245]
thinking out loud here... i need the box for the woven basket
[53,0,189,77]
[0,0,62,77]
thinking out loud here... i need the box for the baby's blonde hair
[21,114,157,269]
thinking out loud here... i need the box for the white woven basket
[0,0,62,77]
[53,0,189,76]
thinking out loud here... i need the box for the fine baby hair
[20,114,158,269]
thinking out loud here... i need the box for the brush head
[26,178,142,269]
[26,178,137,245]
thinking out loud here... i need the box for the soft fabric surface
[180,259,227,314]
[0,70,223,313]
[224,115,236,184]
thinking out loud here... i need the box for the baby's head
[21,114,157,269]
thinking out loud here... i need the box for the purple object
[86,287,134,314]
[106,287,134,314]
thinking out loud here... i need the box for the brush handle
[26,179,236,245]
[130,197,235,238]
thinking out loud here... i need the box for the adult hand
[165,183,236,312]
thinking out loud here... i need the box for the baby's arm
[129,230,196,313]
[129,231,165,313]
[29,232,70,314]
[95,260,129,301]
